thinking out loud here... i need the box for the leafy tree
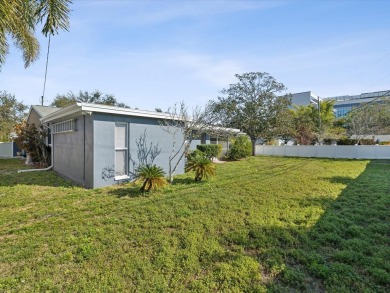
[292,105,317,145]
[185,153,216,182]
[346,100,390,144]
[0,0,72,69]
[273,108,297,144]
[211,72,290,155]
[14,122,50,165]
[136,165,167,193]
[51,90,130,108]
[0,91,27,141]
[292,100,343,144]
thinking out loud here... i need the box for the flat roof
[40,102,241,134]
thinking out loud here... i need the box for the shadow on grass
[171,177,197,185]
[106,185,144,198]
[268,161,390,292]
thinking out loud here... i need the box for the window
[51,119,76,134]
[115,123,128,180]
[201,133,207,144]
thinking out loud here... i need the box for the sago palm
[136,165,168,193]
[186,154,216,182]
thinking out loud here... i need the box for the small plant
[226,135,252,160]
[136,165,168,193]
[186,153,216,182]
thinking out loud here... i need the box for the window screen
[115,123,128,177]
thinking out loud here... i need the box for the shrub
[226,136,251,160]
[187,149,205,161]
[136,165,168,193]
[217,144,223,157]
[14,122,50,165]
[186,155,216,182]
[336,138,376,145]
[196,144,220,159]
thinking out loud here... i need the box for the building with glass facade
[291,90,390,118]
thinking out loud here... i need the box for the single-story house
[37,102,240,188]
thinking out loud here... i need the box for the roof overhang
[41,102,174,123]
[40,102,243,135]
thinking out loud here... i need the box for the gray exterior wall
[93,113,185,188]
[189,134,210,150]
[52,115,94,188]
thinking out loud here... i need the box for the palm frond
[36,0,72,36]
[136,165,167,192]
[186,155,216,182]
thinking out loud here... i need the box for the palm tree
[0,0,71,69]
[136,165,168,193]
[186,154,216,182]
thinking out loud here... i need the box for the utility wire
[41,34,51,106]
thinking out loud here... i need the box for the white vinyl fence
[255,145,390,159]
[0,142,14,158]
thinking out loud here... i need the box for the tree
[51,90,130,108]
[273,108,297,144]
[14,122,50,165]
[0,91,27,141]
[0,0,72,69]
[346,101,390,144]
[292,100,344,145]
[160,101,227,184]
[211,72,290,155]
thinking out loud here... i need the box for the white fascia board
[40,102,179,123]
[78,103,174,120]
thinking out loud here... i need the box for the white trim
[115,123,128,178]
[114,175,130,181]
[41,102,174,123]
[52,119,76,134]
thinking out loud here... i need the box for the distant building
[291,90,390,118]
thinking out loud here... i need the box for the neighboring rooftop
[32,105,61,117]
[323,90,390,102]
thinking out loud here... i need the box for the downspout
[18,165,53,173]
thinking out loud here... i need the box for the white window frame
[51,119,76,134]
[114,123,130,181]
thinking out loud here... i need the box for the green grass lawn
[0,157,389,292]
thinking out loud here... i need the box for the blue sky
[1,0,389,111]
